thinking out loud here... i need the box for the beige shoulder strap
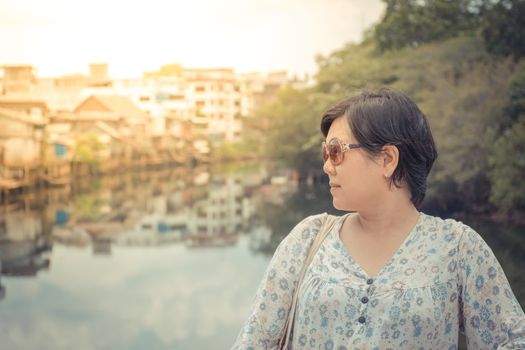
[278,213,338,350]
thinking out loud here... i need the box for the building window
[197,208,207,218]
[168,94,184,100]
[54,143,67,157]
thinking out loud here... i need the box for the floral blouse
[232,212,525,349]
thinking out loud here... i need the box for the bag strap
[279,213,338,349]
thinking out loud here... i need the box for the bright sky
[0,0,385,78]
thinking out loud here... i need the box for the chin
[332,196,357,212]
[332,198,349,212]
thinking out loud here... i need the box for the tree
[481,0,525,59]
[250,87,331,175]
[374,0,480,51]
[489,116,525,210]
[488,67,525,210]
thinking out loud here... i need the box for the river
[0,164,523,350]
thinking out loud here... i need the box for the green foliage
[246,87,333,174]
[373,0,525,61]
[211,140,258,161]
[245,2,525,214]
[505,66,525,123]
[481,0,525,59]
[315,42,398,94]
[488,67,525,210]
[73,132,106,167]
[73,180,106,220]
[373,0,480,51]
[489,115,525,210]
[413,39,512,186]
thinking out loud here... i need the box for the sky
[0,0,385,78]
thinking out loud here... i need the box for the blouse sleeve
[457,224,525,349]
[231,215,323,350]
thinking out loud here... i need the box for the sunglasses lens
[323,139,343,165]
[328,140,343,165]
[322,143,330,162]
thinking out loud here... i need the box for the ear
[381,145,399,178]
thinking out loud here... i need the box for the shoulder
[276,212,340,249]
[421,213,489,254]
[286,213,328,241]
[268,213,333,266]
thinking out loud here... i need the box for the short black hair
[320,89,438,207]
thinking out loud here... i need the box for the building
[89,63,110,86]
[67,95,152,171]
[183,67,243,144]
[73,94,151,137]
[1,63,307,159]
[43,121,74,185]
[0,102,48,190]
[238,70,308,116]
[34,74,88,112]
[0,66,36,98]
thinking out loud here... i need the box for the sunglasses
[322,138,363,165]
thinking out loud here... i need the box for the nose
[322,158,336,176]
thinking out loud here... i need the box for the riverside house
[0,101,47,193]
[67,94,152,173]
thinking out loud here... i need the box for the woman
[232,89,525,349]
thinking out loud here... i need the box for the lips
[329,182,341,188]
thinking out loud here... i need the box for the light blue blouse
[233,212,525,349]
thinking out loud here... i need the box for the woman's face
[322,116,386,212]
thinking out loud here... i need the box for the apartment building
[1,64,305,151]
[0,66,36,98]
[182,67,243,144]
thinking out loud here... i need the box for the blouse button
[361,296,369,304]
[366,278,374,285]
[358,316,366,324]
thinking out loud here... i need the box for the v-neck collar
[331,212,425,281]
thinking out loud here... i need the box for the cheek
[330,160,386,210]
[337,161,384,193]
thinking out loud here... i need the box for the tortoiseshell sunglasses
[322,137,363,166]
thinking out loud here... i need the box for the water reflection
[3,166,257,251]
[0,207,52,276]
[0,165,523,350]
[0,164,286,349]
[251,183,341,255]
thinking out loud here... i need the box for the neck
[354,191,419,237]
